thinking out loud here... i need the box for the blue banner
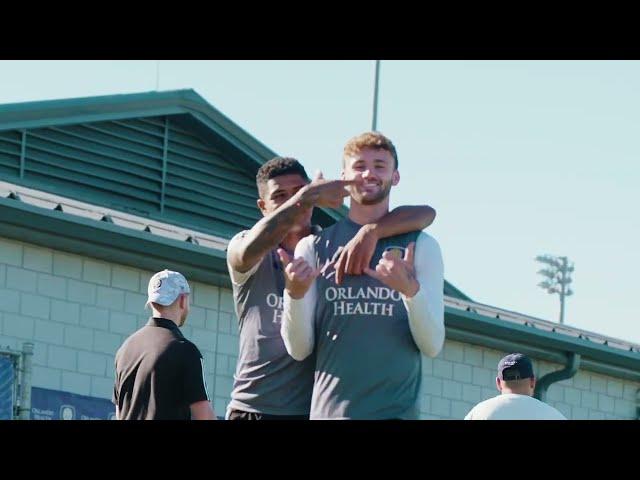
[0,355,14,420]
[31,387,116,420]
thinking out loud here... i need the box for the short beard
[352,180,392,205]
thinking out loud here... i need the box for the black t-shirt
[112,317,209,420]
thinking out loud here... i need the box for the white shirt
[464,393,567,420]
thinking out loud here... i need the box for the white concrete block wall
[419,340,640,419]
[1,236,638,419]
[0,237,232,413]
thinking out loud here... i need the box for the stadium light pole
[535,254,575,325]
[371,60,380,131]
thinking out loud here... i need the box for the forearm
[369,205,436,239]
[281,234,317,360]
[230,193,310,272]
[403,233,445,357]
[403,287,445,357]
[281,291,316,361]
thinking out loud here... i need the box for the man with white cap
[112,270,216,420]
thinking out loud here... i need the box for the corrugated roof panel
[0,130,21,177]
[166,159,255,196]
[26,135,161,185]
[30,128,163,174]
[163,195,258,226]
[165,175,254,207]
[0,113,264,236]
[51,124,164,161]
[83,121,165,148]
[0,153,19,176]
[111,118,166,138]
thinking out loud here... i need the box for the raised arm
[334,204,436,284]
[228,176,361,274]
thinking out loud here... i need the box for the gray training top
[227,230,316,415]
[309,218,422,419]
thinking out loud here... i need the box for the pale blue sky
[1,60,638,344]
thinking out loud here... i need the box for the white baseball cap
[145,269,191,309]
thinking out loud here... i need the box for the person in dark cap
[464,353,566,420]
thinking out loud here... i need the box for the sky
[0,60,638,344]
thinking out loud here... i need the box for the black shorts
[227,409,309,420]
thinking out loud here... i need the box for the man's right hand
[298,171,363,209]
[277,249,319,299]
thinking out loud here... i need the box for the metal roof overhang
[2,195,639,381]
[445,303,640,383]
[0,196,230,288]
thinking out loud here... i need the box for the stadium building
[0,90,638,420]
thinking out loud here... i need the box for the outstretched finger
[345,172,364,185]
[334,252,346,285]
[404,242,415,266]
[277,248,291,268]
[363,266,384,283]
[357,250,374,275]
[375,263,392,277]
[345,250,356,275]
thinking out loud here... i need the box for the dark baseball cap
[497,353,534,381]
